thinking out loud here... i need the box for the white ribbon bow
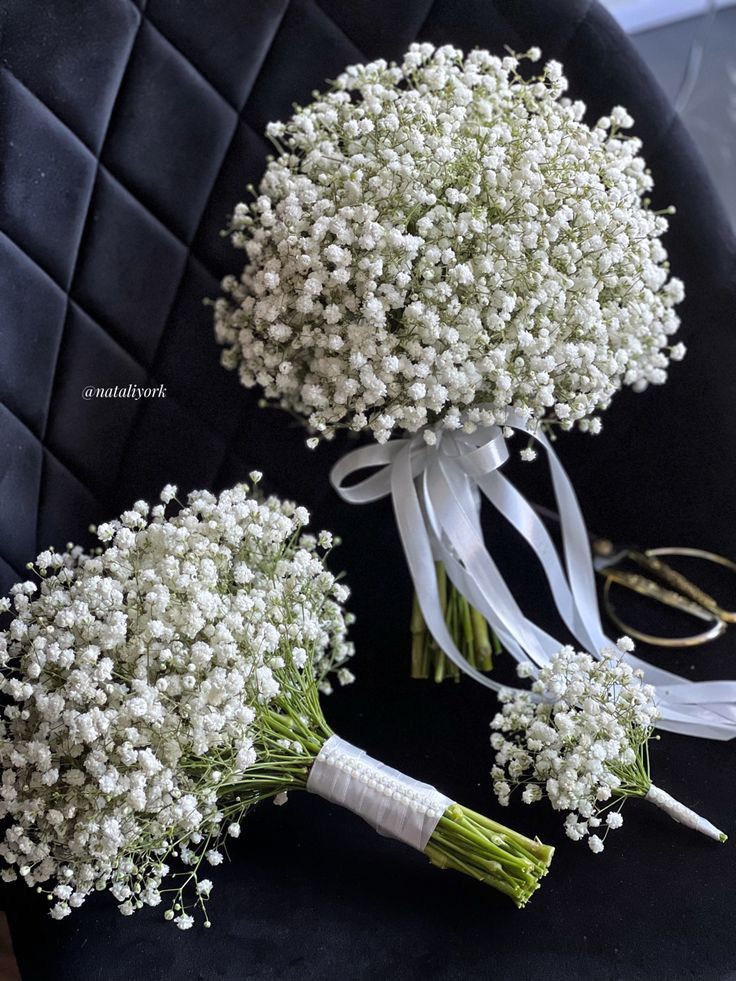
[331,409,736,740]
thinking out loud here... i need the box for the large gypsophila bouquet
[0,479,554,927]
[214,43,684,447]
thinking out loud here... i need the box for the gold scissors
[532,503,736,648]
[592,542,736,648]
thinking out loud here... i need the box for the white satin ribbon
[645,784,725,841]
[307,735,451,850]
[331,410,736,740]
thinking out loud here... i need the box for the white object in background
[601,0,735,33]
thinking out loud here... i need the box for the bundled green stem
[223,690,331,806]
[411,562,501,681]
[425,804,554,907]
[225,692,552,907]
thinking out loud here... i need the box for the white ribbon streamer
[307,735,451,850]
[645,784,725,841]
[331,410,736,740]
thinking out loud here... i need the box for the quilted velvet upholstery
[1,1,735,978]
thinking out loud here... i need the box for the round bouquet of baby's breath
[0,480,553,928]
[213,42,685,683]
[491,643,726,852]
[214,43,683,446]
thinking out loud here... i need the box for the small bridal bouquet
[491,643,727,851]
[209,42,715,732]
[0,480,553,927]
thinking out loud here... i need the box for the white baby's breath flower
[0,483,354,927]
[215,44,684,448]
[490,646,658,851]
[160,484,178,505]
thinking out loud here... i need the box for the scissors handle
[599,546,736,647]
[601,571,727,648]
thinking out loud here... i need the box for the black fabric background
[1,1,736,978]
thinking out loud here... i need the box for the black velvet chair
[2,1,735,978]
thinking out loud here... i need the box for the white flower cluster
[491,642,658,853]
[214,43,685,446]
[0,480,353,927]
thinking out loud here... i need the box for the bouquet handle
[645,784,726,841]
[308,735,554,907]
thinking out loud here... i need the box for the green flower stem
[472,608,495,671]
[411,592,430,679]
[410,561,500,682]
[219,694,552,907]
[424,804,553,907]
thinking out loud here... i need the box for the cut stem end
[424,802,553,908]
